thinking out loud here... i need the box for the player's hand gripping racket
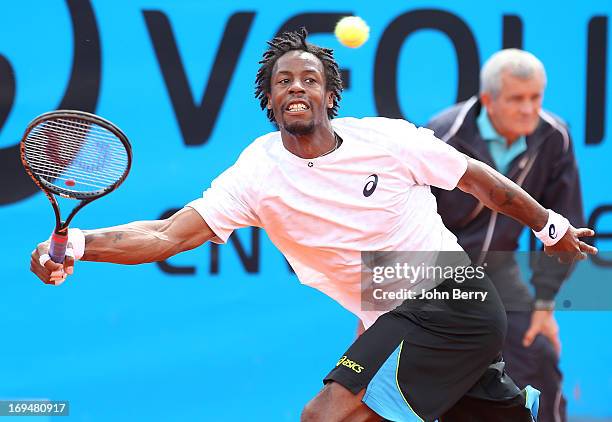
[20,110,132,263]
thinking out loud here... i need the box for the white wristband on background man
[532,209,570,246]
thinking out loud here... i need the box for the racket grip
[49,231,68,263]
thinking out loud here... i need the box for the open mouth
[285,100,310,114]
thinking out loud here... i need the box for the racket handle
[49,231,68,263]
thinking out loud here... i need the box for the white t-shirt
[187,117,468,328]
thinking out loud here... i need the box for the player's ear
[327,92,334,109]
[266,94,272,110]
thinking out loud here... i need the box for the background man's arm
[524,134,583,352]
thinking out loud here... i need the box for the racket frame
[20,110,132,262]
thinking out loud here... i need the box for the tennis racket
[20,110,132,263]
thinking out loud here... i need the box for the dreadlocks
[255,27,343,122]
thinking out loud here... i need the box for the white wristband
[68,228,86,260]
[532,209,570,246]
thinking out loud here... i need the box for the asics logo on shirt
[549,224,557,239]
[363,174,378,197]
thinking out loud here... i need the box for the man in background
[427,49,583,422]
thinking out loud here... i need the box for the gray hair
[480,49,547,97]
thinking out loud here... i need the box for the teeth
[288,103,307,111]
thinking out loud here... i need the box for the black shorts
[324,274,540,421]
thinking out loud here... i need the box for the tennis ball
[334,16,370,48]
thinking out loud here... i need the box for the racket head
[19,110,132,202]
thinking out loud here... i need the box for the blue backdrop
[1,0,611,420]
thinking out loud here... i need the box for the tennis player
[30,29,596,421]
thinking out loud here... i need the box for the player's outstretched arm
[30,207,215,284]
[81,207,214,263]
[456,157,597,262]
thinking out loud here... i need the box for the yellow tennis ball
[335,16,370,48]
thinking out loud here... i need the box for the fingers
[522,326,538,348]
[542,318,562,356]
[30,241,73,286]
[30,254,49,283]
[522,312,562,356]
[43,257,64,272]
[49,268,68,285]
[545,248,577,264]
[43,258,67,285]
[45,256,71,285]
[63,252,75,275]
[29,254,64,285]
[558,251,584,264]
[522,316,543,348]
[541,328,562,356]
[573,227,598,256]
[555,241,595,263]
[545,232,598,263]
[575,227,595,238]
[550,334,561,356]
[579,240,598,256]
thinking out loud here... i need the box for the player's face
[481,70,545,142]
[267,50,334,135]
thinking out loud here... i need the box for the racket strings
[24,139,128,170]
[24,159,124,186]
[30,119,126,164]
[25,150,127,187]
[23,118,129,193]
[26,159,126,191]
[34,119,117,140]
[27,172,116,190]
[25,131,127,177]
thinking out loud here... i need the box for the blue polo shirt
[477,111,527,175]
